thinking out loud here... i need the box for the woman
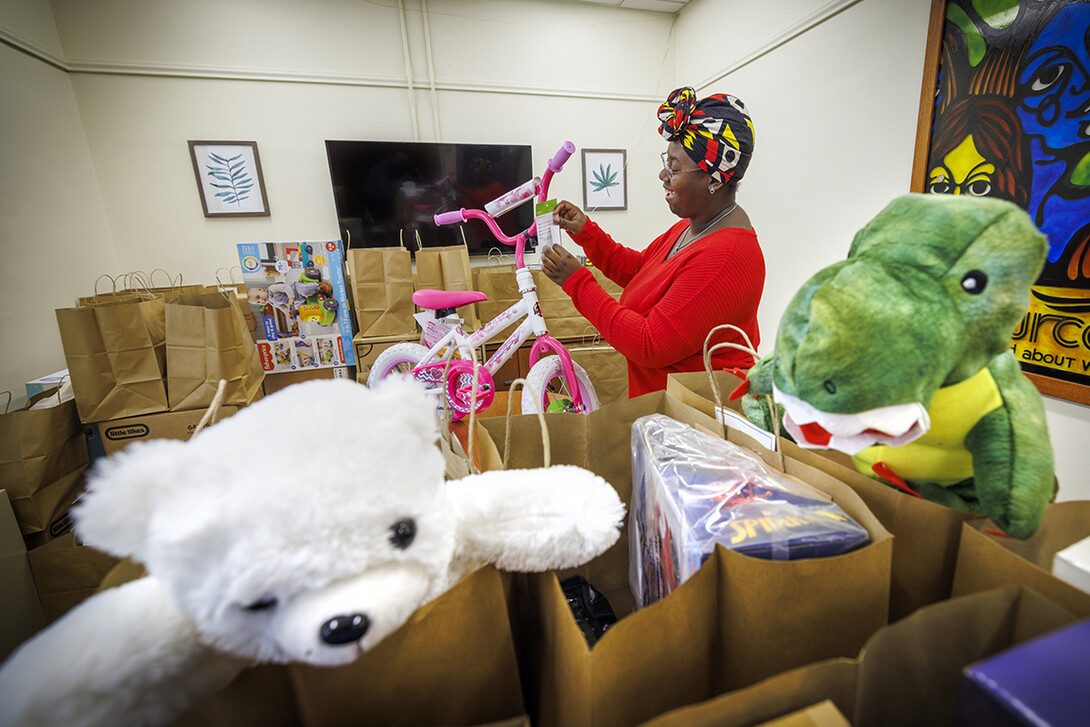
[541,86,765,397]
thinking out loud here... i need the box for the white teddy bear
[0,378,625,727]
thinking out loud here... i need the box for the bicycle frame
[408,268,585,409]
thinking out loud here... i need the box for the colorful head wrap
[657,86,755,184]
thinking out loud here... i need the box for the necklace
[671,203,737,255]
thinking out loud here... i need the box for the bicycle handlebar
[433,209,466,226]
[548,141,576,173]
[433,141,575,267]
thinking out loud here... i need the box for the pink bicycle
[367,141,600,418]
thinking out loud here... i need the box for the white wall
[674,0,1089,501]
[52,0,677,284]
[1,0,1086,500]
[0,40,118,398]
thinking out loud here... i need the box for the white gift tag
[716,405,778,452]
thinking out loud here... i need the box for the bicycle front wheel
[521,356,600,415]
[367,343,442,391]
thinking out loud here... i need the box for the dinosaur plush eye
[243,596,278,612]
[961,271,988,294]
[390,518,416,549]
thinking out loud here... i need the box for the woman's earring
[709,186,717,194]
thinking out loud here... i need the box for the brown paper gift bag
[165,287,265,411]
[477,391,891,727]
[951,501,1090,617]
[0,387,89,537]
[173,566,527,727]
[636,585,1076,727]
[415,242,480,330]
[532,268,623,340]
[347,246,416,336]
[215,266,259,344]
[474,255,521,337]
[667,368,984,621]
[56,290,169,423]
[27,533,121,624]
[569,337,628,404]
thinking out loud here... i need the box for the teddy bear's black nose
[320,613,370,645]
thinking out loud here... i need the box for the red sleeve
[569,218,653,288]
[562,229,764,368]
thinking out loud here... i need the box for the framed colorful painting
[912,0,1090,405]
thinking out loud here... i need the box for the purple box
[959,618,1090,726]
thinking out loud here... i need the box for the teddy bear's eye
[390,518,416,549]
[961,271,987,294]
[243,597,278,612]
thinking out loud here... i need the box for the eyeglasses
[661,151,702,180]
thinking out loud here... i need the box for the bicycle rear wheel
[521,356,600,415]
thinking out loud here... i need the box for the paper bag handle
[1,391,10,415]
[215,266,243,287]
[486,247,513,266]
[502,378,550,470]
[437,347,484,475]
[147,269,182,289]
[93,273,119,299]
[702,324,786,472]
[192,380,228,436]
[119,272,159,300]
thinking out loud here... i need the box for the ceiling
[555,0,691,14]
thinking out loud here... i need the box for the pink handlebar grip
[548,141,576,173]
[434,209,466,226]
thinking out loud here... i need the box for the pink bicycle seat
[412,288,488,310]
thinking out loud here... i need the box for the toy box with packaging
[24,370,69,400]
[237,241,355,373]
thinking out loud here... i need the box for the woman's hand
[553,200,587,236]
[541,244,583,287]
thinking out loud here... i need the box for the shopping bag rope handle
[503,378,550,470]
[192,380,228,437]
[702,324,785,472]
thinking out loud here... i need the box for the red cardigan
[561,217,765,397]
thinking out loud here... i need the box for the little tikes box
[237,241,356,373]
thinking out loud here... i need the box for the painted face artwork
[1016,2,1090,265]
[929,134,998,197]
[925,1,1090,395]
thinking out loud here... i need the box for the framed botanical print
[582,148,627,211]
[188,140,270,217]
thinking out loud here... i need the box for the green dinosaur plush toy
[739,193,1054,539]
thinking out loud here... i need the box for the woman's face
[660,140,712,218]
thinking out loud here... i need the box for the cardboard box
[960,618,1090,727]
[92,407,239,456]
[263,366,353,396]
[237,240,356,373]
[24,369,69,399]
[1054,534,1090,595]
[0,489,46,661]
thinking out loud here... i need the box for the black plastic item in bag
[560,575,617,647]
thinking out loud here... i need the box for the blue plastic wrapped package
[629,414,871,608]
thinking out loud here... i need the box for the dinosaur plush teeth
[773,385,930,455]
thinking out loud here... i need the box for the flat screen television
[325,140,535,256]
